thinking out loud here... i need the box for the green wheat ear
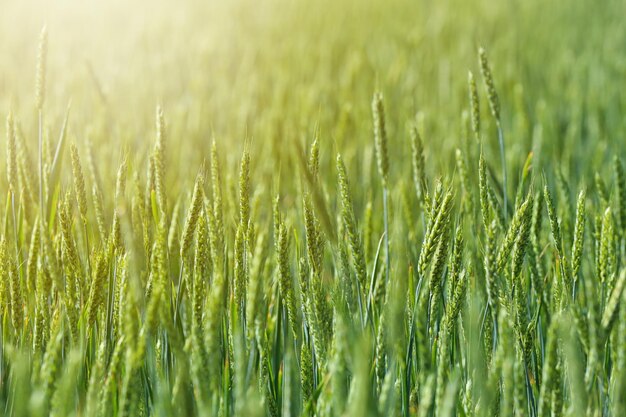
[372,91,390,188]
[478,47,500,121]
[179,172,204,258]
[410,121,428,206]
[70,144,88,222]
[337,154,367,295]
[154,105,167,219]
[468,70,481,141]
[35,26,48,111]
[238,148,251,231]
[478,47,507,220]
[6,112,17,193]
[571,188,586,280]
[276,220,297,337]
[0,10,623,417]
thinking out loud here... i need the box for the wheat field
[0,0,625,416]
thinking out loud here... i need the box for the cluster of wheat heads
[1,28,626,417]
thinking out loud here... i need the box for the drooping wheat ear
[337,154,367,294]
[372,92,390,187]
[6,113,17,193]
[238,149,251,231]
[36,26,48,111]
[180,173,204,258]
[468,71,481,141]
[614,156,626,235]
[154,105,167,218]
[571,189,586,280]
[410,122,428,205]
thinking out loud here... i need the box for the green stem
[383,186,390,286]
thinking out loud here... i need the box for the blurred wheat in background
[1,0,626,416]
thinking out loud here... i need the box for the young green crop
[0,2,625,416]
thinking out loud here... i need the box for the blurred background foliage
[1,0,624,192]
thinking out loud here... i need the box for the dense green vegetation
[1,0,626,416]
